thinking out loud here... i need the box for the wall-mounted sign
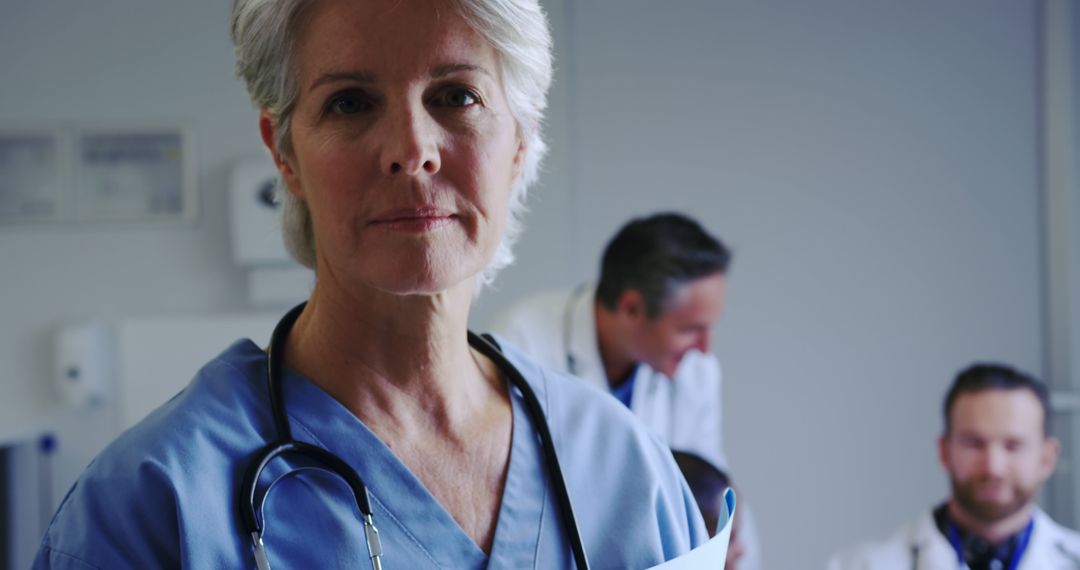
[0,124,196,225]
[0,131,68,223]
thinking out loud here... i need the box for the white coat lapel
[567,284,608,390]
[909,511,965,570]
[1016,509,1049,570]
[1018,509,1080,570]
[629,361,661,425]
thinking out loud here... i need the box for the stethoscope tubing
[240,302,590,570]
[562,283,589,376]
[241,302,383,570]
[471,331,591,569]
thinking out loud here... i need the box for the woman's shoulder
[491,335,709,560]
[75,336,269,473]
[491,334,646,436]
[106,338,270,466]
[37,339,269,568]
[492,332,686,483]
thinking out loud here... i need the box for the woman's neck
[283,276,502,434]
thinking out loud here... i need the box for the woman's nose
[381,105,441,176]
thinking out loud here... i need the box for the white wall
[0,0,262,539]
[1043,0,1080,526]
[479,0,1046,567]
[0,1,1052,568]
[1071,0,1080,526]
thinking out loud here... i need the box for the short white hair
[230,0,553,290]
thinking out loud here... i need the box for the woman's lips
[369,208,456,231]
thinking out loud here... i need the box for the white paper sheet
[646,488,735,569]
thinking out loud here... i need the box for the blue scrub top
[35,338,706,569]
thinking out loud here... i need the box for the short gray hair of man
[230,0,553,290]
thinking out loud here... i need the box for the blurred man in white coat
[828,363,1080,570]
[493,212,762,569]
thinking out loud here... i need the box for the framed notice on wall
[0,129,69,223]
[75,127,196,222]
[0,124,197,225]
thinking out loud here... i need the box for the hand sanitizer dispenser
[228,157,313,306]
[229,157,290,265]
[54,321,112,408]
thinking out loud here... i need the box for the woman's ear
[259,110,304,199]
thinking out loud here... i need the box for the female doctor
[33,0,707,568]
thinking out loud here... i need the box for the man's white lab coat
[827,507,1080,570]
[492,285,766,570]
[492,285,726,468]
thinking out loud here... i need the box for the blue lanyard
[946,518,1034,570]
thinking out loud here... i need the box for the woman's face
[268,0,524,296]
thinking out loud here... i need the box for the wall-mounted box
[229,157,288,265]
[0,129,70,223]
[74,127,197,222]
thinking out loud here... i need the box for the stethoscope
[562,283,590,375]
[240,302,591,570]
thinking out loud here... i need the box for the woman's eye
[437,88,479,108]
[327,92,372,115]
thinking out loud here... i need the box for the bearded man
[828,363,1080,570]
